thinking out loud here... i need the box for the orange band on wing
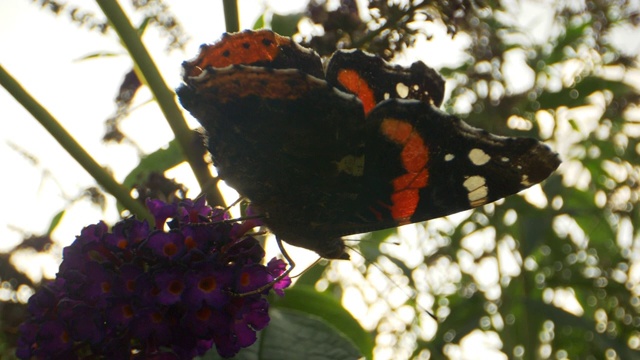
[185,30,290,77]
[380,118,430,223]
[337,69,376,115]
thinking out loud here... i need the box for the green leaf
[253,14,265,30]
[561,187,596,212]
[117,139,186,212]
[122,139,185,188]
[573,213,615,247]
[294,261,328,288]
[75,51,123,61]
[137,16,150,36]
[518,205,557,259]
[358,228,395,260]
[47,210,66,234]
[271,13,304,36]
[526,299,636,359]
[199,308,362,359]
[271,285,374,359]
[428,291,485,352]
[535,76,636,110]
[545,20,591,65]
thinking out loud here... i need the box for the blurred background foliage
[1,0,639,359]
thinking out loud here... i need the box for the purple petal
[267,258,291,296]
[146,199,177,229]
[145,231,185,260]
[184,265,232,308]
[236,264,272,294]
[154,269,186,305]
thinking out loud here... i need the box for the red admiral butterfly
[177,30,560,260]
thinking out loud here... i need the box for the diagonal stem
[96,0,224,207]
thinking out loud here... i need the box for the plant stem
[223,0,240,32]
[96,0,224,207]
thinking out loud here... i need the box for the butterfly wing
[179,30,560,258]
[323,99,561,236]
[303,50,561,237]
[325,49,446,112]
[178,66,369,258]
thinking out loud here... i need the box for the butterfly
[177,30,560,259]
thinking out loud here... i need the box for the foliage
[301,1,640,359]
[1,0,639,359]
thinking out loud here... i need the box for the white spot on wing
[445,154,455,161]
[463,175,488,207]
[521,174,532,186]
[384,92,390,100]
[396,82,409,98]
[469,148,491,166]
[501,157,510,162]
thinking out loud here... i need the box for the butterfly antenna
[223,197,271,223]
[275,236,296,279]
[208,196,265,224]
[289,257,323,279]
[345,244,438,321]
[225,196,246,210]
[220,214,264,224]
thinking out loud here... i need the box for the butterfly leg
[236,236,295,297]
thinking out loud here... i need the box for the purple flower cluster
[17,197,290,359]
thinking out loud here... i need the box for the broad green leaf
[294,261,328,288]
[117,139,186,212]
[271,13,304,37]
[200,308,362,359]
[518,206,557,259]
[561,187,596,212]
[427,291,485,352]
[271,285,374,359]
